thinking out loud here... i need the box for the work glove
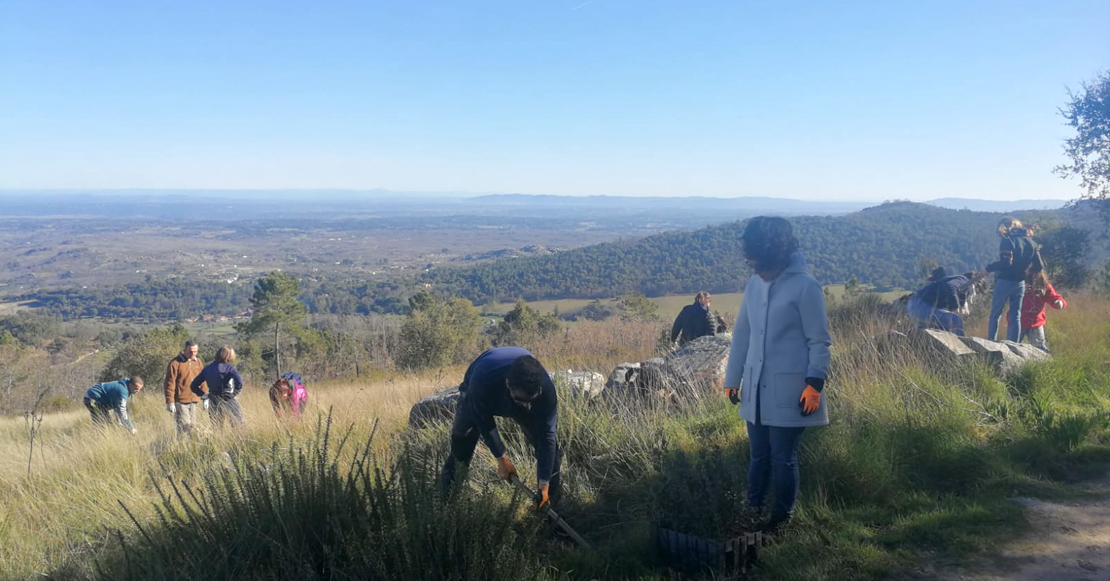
[798,384,822,416]
[166,403,176,414]
[534,483,550,511]
[1054,300,1064,309]
[130,427,138,436]
[203,399,210,411]
[724,387,740,405]
[496,455,517,482]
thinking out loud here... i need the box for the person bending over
[438,346,560,510]
[84,377,143,435]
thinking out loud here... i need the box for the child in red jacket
[1020,272,1066,352]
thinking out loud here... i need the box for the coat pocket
[774,373,806,408]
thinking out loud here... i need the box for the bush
[99,416,551,581]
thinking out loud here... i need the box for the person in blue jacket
[722,216,832,534]
[907,269,986,336]
[190,345,246,427]
[84,377,144,434]
[438,347,560,510]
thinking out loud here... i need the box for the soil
[922,476,1110,581]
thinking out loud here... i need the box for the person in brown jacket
[165,340,206,436]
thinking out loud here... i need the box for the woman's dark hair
[507,355,546,399]
[742,216,799,272]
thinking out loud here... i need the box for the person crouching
[437,346,560,511]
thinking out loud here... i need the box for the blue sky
[1,1,1107,201]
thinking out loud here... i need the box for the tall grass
[3,295,1110,580]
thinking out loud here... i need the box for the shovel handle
[508,475,593,551]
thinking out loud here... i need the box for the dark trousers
[439,397,562,503]
[747,421,806,518]
[83,397,112,424]
[209,397,244,427]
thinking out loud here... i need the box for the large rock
[408,385,461,428]
[606,362,642,391]
[605,335,733,402]
[552,370,606,399]
[1001,341,1052,363]
[909,328,977,359]
[960,336,1028,375]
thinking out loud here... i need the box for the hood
[782,251,809,275]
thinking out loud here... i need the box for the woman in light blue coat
[722,216,832,533]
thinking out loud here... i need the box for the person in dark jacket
[84,377,143,434]
[190,345,245,427]
[907,271,985,336]
[671,291,717,345]
[438,347,560,510]
[985,218,1043,342]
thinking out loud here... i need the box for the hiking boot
[759,513,792,537]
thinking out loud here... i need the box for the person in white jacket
[722,216,832,534]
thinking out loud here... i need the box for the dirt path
[925,477,1110,581]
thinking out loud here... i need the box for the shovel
[508,475,593,551]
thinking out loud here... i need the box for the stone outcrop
[551,370,606,399]
[605,335,733,402]
[879,330,1051,375]
[408,385,461,429]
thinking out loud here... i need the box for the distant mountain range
[422,201,1091,303]
[0,190,1068,220]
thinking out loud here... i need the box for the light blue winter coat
[723,252,832,428]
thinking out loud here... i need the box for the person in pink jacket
[1020,272,1066,353]
[269,373,308,418]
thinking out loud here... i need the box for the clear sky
[1,1,1108,201]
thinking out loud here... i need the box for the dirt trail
[926,477,1110,581]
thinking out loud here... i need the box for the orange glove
[496,455,517,481]
[798,385,821,416]
[724,387,740,405]
[534,483,550,510]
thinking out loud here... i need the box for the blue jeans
[907,297,966,336]
[747,421,806,518]
[988,279,1025,342]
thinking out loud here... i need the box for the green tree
[239,271,307,379]
[490,300,561,346]
[1037,222,1091,288]
[618,292,659,322]
[1055,71,1110,203]
[100,324,191,385]
[396,291,481,370]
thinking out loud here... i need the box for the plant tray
[655,527,765,574]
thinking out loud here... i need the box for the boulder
[604,335,733,402]
[1001,341,1052,363]
[408,385,461,428]
[664,335,733,396]
[606,362,642,391]
[552,370,606,399]
[960,336,1026,375]
[906,328,977,366]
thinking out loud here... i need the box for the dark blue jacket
[913,274,974,312]
[190,362,244,400]
[460,347,558,484]
[986,230,1043,281]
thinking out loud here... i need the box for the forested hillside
[422,202,1058,303]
